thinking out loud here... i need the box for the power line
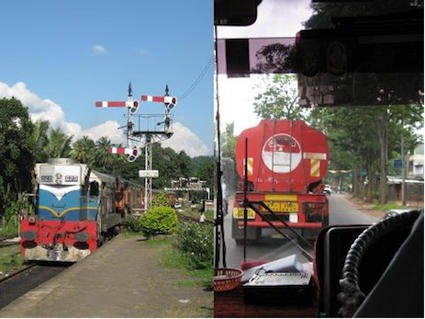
[179,55,214,101]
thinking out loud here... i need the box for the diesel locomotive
[20,158,144,262]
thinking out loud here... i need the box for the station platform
[0,235,212,318]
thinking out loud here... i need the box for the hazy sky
[0,0,213,157]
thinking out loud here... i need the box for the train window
[89,181,99,197]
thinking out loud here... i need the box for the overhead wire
[178,55,214,101]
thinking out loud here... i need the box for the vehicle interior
[214,0,424,317]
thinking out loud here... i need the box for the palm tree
[44,127,73,158]
[94,137,115,172]
[71,136,95,164]
[29,120,50,162]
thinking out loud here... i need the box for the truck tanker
[232,119,329,244]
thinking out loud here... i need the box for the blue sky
[0,0,213,156]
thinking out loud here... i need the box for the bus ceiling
[215,6,423,107]
[214,0,262,26]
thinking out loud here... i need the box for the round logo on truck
[261,134,302,173]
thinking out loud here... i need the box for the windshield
[215,0,424,269]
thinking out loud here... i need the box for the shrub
[139,206,178,237]
[174,221,213,269]
[151,192,169,208]
[122,215,142,233]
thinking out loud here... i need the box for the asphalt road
[220,194,380,269]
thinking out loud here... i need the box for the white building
[409,144,424,177]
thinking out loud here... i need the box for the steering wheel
[337,210,421,317]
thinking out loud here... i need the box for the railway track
[0,262,71,310]
[0,236,20,248]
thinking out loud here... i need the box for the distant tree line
[0,97,213,218]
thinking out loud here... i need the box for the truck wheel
[232,218,262,243]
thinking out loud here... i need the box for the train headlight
[28,215,37,225]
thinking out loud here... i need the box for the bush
[174,221,213,269]
[151,192,169,208]
[122,215,142,233]
[139,206,178,237]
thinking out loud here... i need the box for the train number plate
[65,175,79,182]
[233,208,256,219]
[264,201,299,213]
[41,175,53,182]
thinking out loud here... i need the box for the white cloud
[92,44,107,55]
[0,82,123,144]
[217,75,265,135]
[161,122,211,157]
[83,121,124,144]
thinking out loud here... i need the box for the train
[232,119,329,243]
[19,158,174,262]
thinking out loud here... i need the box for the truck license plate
[233,208,256,219]
[265,201,299,213]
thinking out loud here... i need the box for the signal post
[96,84,177,210]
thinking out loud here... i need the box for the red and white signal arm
[95,100,139,114]
[109,146,140,163]
[141,95,178,109]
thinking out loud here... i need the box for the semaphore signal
[141,95,177,109]
[95,100,139,114]
[108,146,140,163]
[95,83,176,210]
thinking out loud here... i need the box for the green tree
[94,137,115,172]
[177,150,193,178]
[194,156,215,191]
[29,120,50,162]
[44,127,72,158]
[319,104,422,203]
[222,122,237,162]
[0,98,35,215]
[71,136,96,164]
[253,74,309,121]
[151,191,170,208]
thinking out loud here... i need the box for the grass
[0,245,25,273]
[178,209,214,222]
[0,222,19,239]
[160,246,213,290]
[373,203,411,211]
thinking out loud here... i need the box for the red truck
[232,119,329,244]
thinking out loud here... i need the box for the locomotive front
[20,158,98,262]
